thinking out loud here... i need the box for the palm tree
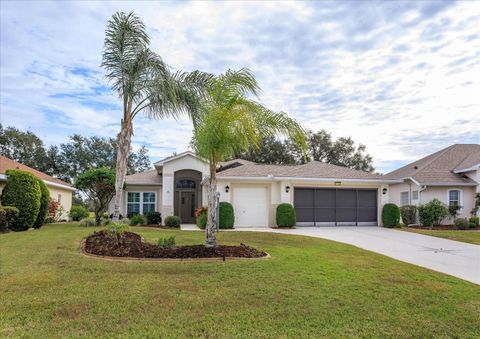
[102,12,210,220]
[193,69,307,247]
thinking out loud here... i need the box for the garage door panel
[315,208,335,222]
[315,189,335,207]
[358,208,376,222]
[357,190,377,208]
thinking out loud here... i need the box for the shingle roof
[0,155,72,187]
[125,169,162,185]
[384,144,480,185]
[217,160,387,180]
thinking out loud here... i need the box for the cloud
[1,0,479,173]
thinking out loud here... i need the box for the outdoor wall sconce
[225,185,230,193]
[285,186,290,193]
[382,188,388,195]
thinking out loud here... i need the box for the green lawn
[401,227,480,245]
[1,223,479,337]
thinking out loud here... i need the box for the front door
[179,191,195,223]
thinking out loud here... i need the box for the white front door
[232,186,268,227]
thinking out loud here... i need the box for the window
[448,190,460,207]
[412,190,419,201]
[175,179,196,189]
[400,192,409,206]
[127,192,156,215]
[127,192,140,215]
[57,194,62,203]
[142,192,156,213]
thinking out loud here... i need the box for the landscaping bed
[407,225,479,231]
[84,230,267,259]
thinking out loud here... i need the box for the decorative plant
[418,199,449,228]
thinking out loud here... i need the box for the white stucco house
[385,144,480,221]
[110,144,479,227]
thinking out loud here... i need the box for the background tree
[75,168,116,225]
[193,68,306,248]
[102,11,211,220]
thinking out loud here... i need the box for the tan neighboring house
[109,151,400,227]
[385,144,480,222]
[0,156,74,219]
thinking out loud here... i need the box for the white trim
[403,176,421,186]
[217,175,401,184]
[154,151,208,166]
[0,173,75,191]
[125,182,162,186]
[126,191,157,215]
[447,188,463,210]
[453,164,480,173]
[400,191,409,206]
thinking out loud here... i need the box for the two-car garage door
[294,188,378,226]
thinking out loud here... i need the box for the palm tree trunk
[112,118,133,221]
[205,160,217,248]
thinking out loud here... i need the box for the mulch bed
[408,225,479,231]
[84,231,267,259]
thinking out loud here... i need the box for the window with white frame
[127,192,156,215]
[448,190,460,207]
[400,191,409,206]
[412,190,419,201]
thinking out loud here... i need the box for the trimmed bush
[276,203,296,227]
[165,216,181,228]
[69,205,89,221]
[382,203,400,228]
[79,217,96,227]
[454,218,469,230]
[145,211,161,225]
[33,179,50,228]
[0,169,41,231]
[468,216,479,229]
[130,214,147,226]
[0,206,19,232]
[219,202,234,229]
[400,205,417,226]
[418,199,449,227]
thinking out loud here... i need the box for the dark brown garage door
[294,188,377,226]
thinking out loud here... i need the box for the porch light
[225,185,230,193]
[382,188,388,195]
[285,185,290,193]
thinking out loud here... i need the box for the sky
[0,1,479,173]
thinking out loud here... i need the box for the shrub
[157,235,176,248]
[165,215,181,228]
[448,204,461,219]
[0,206,19,232]
[0,169,41,231]
[454,218,469,230]
[100,218,112,226]
[418,199,449,227]
[469,216,479,229]
[219,202,234,229]
[79,217,96,227]
[69,205,89,221]
[33,179,50,228]
[400,205,417,226]
[195,207,207,229]
[382,203,400,228]
[47,198,60,223]
[118,218,131,225]
[130,214,148,226]
[105,222,129,236]
[145,211,161,225]
[276,203,296,227]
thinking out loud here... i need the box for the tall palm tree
[193,69,307,247]
[102,12,210,220]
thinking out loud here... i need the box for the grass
[1,223,479,338]
[401,227,480,245]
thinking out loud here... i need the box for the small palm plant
[102,12,211,220]
[193,68,306,247]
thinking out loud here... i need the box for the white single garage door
[232,186,268,227]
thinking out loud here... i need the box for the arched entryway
[173,170,202,223]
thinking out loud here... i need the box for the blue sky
[1,1,479,173]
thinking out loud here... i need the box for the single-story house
[109,151,401,227]
[0,156,74,219]
[385,144,479,221]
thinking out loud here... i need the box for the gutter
[216,175,402,184]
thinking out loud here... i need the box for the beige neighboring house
[110,151,399,227]
[0,156,74,219]
[385,144,480,222]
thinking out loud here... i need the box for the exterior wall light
[225,185,230,193]
[382,188,388,195]
[285,185,290,193]
[334,181,341,186]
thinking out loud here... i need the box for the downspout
[419,185,427,205]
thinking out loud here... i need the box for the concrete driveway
[235,227,480,284]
